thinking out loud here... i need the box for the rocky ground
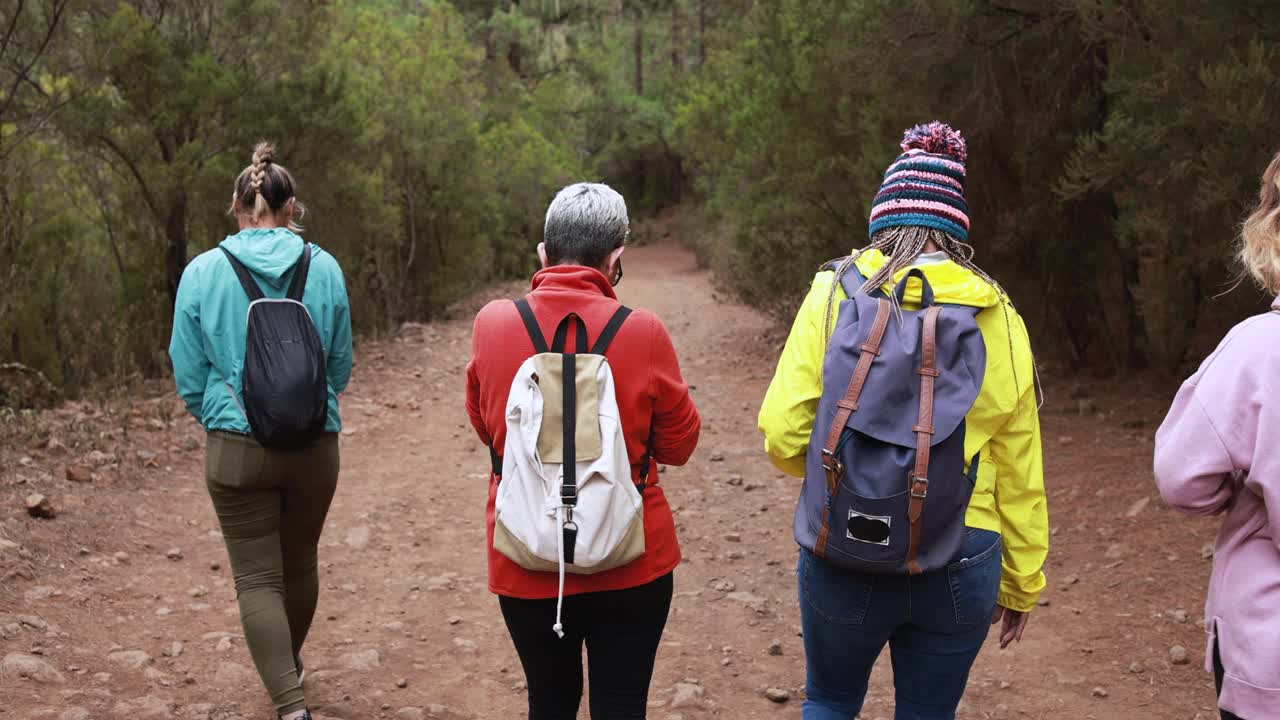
[1,222,1227,719]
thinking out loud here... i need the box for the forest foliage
[1,0,1279,399]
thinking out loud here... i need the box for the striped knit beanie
[868,121,970,242]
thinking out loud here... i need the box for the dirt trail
[1,224,1227,719]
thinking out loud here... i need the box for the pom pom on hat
[900,121,967,164]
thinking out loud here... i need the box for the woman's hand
[991,605,1030,648]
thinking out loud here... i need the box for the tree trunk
[671,3,681,71]
[506,0,524,76]
[164,188,188,308]
[634,14,644,94]
[1082,40,1143,369]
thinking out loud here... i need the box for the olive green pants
[205,431,339,716]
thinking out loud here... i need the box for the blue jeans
[798,527,1003,720]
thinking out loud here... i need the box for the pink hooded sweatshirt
[1155,301,1280,718]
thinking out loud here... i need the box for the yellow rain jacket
[758,249,1047,612]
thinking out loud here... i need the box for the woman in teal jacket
[169,143,352,720]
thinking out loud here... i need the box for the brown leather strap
[815,298,891,557]
[905,306,941,574]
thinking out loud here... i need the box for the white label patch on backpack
[847,510,892,546]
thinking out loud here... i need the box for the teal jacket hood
[168,228,354,434]
[219,228,307,289]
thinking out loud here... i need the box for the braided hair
[823,225,1041,410]
[229,142,304,232]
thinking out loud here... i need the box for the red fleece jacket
[466,265,701,599]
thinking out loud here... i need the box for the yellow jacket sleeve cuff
[997,586,1042,614]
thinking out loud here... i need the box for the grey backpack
[795,262,986,574]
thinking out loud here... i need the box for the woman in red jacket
[466,183,701,720]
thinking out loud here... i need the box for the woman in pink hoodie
[1155,150,1280,720]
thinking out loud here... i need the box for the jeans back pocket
[946,528,1002,626]
[800,549,875,625]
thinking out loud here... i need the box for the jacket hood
[852,249,1002,309]
[219,228,306,289]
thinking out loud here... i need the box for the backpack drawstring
[554,504,567,639]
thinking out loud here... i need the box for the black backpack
[221,245,328,449]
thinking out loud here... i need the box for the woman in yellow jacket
[759,122,1047,720]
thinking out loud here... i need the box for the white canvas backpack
[493,300,648,637]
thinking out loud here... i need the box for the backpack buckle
[821,449,844,477]
[909,476,929,499]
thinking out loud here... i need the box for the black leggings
[1214,639,1244,720]
[499,573,674,720]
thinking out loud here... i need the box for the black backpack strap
[636,423,655,493]
[591,306,633,355]
[551,313,589,354]
[286,244,313,301]
[560,350,579,564]
[220,247,265,301]
[490,445,503,478]
[514,299,549,353]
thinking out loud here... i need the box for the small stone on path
[25,493,56,519]
[1125,496,1151,517]
[1170,645,1190,665]
[342,648,382,671]
[425,575,454,591]
[671,683,706,709]
[1090,686,1109,698]
[764,687,791,703]
[3,652,66,683]
[726,591,767,613]
[107,649,153,670]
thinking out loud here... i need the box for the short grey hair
[543,183,630,269]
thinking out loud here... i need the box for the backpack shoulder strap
[905,304,943,576]
[514,299,549,353]
[286,244,313,302]
[591,306,633,355]
[813,296,891,558]
[220,247,265,301]
[821,256,872,298]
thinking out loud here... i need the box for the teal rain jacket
[168,228,353,434]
